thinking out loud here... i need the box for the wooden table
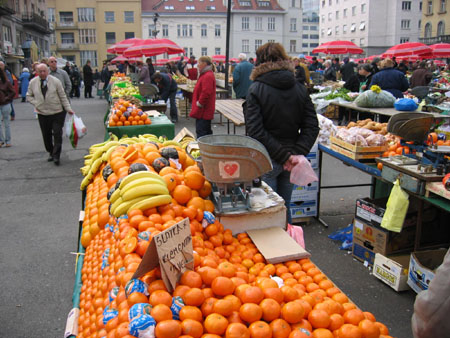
[215,99,245,134]
[140,102,167,114]
[178,84,230,118]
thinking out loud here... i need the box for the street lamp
[152,13,160,38]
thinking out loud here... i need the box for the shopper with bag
[0,66,16,147]
[27,63,75,165]
[244,42,319,223]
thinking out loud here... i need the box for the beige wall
[421,0,450,37]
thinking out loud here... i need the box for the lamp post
[152,13,160,39]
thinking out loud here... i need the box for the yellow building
[47,0,141,69]
[419,0,450,44]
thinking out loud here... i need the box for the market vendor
[151,72,179,123]
[244,42,319,224]
[410,61,432,88]
[344,64,373,92]
[369,58,409,99]
[323,60,337,82]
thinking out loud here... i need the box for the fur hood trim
[250,60,295,81]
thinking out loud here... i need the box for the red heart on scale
[224,163,238,176]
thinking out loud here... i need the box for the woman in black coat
[244,42,319,223]
[82,60,94,98]
[344,64,373,92]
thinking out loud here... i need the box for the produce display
[317,115,337,145]
[324,88,355,102]
[173,74,188,84]
[334,119,396,147]
[354,86,396,108]
[111,82,140,99]
[108,99,151,127]
[75,135,395,338]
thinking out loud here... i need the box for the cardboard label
[219,161,240,179]
[132,218,193,292]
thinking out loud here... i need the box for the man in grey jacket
[232,53,254,99]
[48,56,72,97]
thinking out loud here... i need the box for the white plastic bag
[64,113,74,137]
[73,114,87,138]
[288,155,318,186]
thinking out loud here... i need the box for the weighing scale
[197,135,273,213]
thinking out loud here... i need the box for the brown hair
[255,42,289,65]
[198,56,216,72]
[381,58,395,69]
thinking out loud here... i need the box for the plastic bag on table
[286,224,305,249]
[354,85,396,108]
[395,98,418,111]
[288,155,318,186]
[74,114,87,139]
[380,179,409,233]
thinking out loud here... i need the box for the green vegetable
[324,88,354,101]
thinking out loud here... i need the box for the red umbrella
[107,38,143,54]
[429,43,450,58]
[110,56,141,64]
[433,59,446,66]
[312,40,364,54]
[123,39,184,58]
[382,42,432,58]
[212,55,226,62]
[169,56,182,62]
[155,59,168,66]
[230,58,240,63]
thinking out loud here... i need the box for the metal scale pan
[387,112,434,143]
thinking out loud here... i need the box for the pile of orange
[108,99,151,127]
[78,140,394,338]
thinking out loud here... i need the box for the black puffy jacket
[244,60,319,165]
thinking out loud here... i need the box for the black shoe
[171,119,178,123]
[21,98,26,102]
[54,159,60,166]
[47,155,54,162]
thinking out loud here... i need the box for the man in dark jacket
[308,57,323,71]
[232,53,254,99]
[410,61,432,88]
[323,60,336,81]
[340,57,356,81]
[152,72,178,123]
[244,42,319,223]
[69,65,81,98]
[371,57,381,74]
[101,61,113,99]
[332,58,341,73]
[370,58,409,98]
[344,64,373,92]
[397,60,409,74]
[83,60,94,98]
[146,58,155,78]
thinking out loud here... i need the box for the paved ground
[0,96,416,338]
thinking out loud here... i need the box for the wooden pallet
[425,181,450,200]
[330,136,387,153]
[330,143,384,160]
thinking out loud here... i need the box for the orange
[204,313,229,335]
[212,298,234,316]
[184,171,205,190]
[239,303,262,323]
[281,301,305,324]
[126,292,148,307]
[328,313,345,331]
[225,322,250,338]
[224,294,242,312]
[155,320,182,338]
[181,319,204,338]
[180,270,203,288]
[263,287,284,304]
[249,321,272,338]
[182,287,205,307]
[270,318,291,338]
[201,297,218,317]
[374,322,389,335]
[240,286,264,304]
[289,327,312,338]
[260,298,281,322]
[199,181,213,198]
[163,173,178,192]
[151,304,173,322]
[337,324,363,338]
[199,267,222,286]
[149,290,172,307]
[211,276,235,296]
[187,196,205,210]
[311,328,333,338]
[172,185,192,205]
[358,319,380,338]
[343,309,365,326]
[308,309,330,329]
[179,305,203,322]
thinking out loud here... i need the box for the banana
[121,184,169,202]
[110,197,123,215]
[113,196,149,217]
[162,140,181,147]
[104,144,119,162]
[119,177,167,196]
[90,158,103,175]
[80,175,91,190]
[119,171,166,189]
[128,194,172,212]
[109,187,122,204]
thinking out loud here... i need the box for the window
[164,6,174,10]
[303,42,309,47]
[268,17,275,31]
[350,23,356,31]
[78,8,95,22]
[105,11,115,23]
[79,29,96,44]
[335,25,339,35]
[105,32,116,44]
[302,34,309,39]
[303,25,309,30]
[310,26,318,30]
[291,0,296,7]
[400,37,410,43]
[290,18,297,32]
[189,24,193,36]
[162,25,169,37]
[258,0,270,7]
[255,39,262,51]
[440,0,446,12]
[402,1,411,10]
[124,11,134,23]
[290,40,296,53]
[48,8,55,22]
[343,24,347,33]
[322,0,325,7]
[361,3,366,13]
[80,51,97,67]
[328,13,332,21]
[239,1,251,5]
[427,1,433,14]
[59,11,73,24]
[215,47,221,54]
[215,24,221,37]
[206,5,215,10]
[352,6,356,15]
[329,0,331,4]
[420,1,423,10]
[321,15,325,23]
[321,29,324,37]
[424,22,432,37]
[125,32,135,39]
[310,34,319,39]
[242,17,249,30]
[186,6,195,10]
[50,33,56,44]
[359,38,365,46]
[336,10,339,19]
[242,39,249,52]
[201,47,207,56]
[310,43,318,47]
[343,8,347,17]
[255,17,262,30]
[401,19,410,29]
[327,28,332,35]
[360,21,366,30]
[201,24,207,37]
[437,21,445,35]
[61,32,74,44]
[268,39,275,43]
[3,26,12,42]
[418,19,421,29]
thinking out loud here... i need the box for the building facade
[301,0,320,55]
[419,0,449,44]
[319,0,422,56]
[141,0,227,59]
[47,0,141,68]
[0,0,52,75]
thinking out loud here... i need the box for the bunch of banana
[179,136,196,150]
[109,171,172,217]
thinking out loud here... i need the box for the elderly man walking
[27,64,75,165]
[48,56,72,97]
[232,53,254,99]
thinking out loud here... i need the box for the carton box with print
[407,249,448,293]
[373,253,411,291]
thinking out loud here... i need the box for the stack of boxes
[290,143,320,222]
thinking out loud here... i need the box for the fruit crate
[330,143,384,160]
[330,136,388,153]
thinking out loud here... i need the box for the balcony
[0,0,15,16]
[56,21,78,30]
[57,43,79,51]
[22,12,52,34]
[419,35,450,44]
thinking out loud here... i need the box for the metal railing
[22,12,51,32]
[57,43,79,50]
[0,0,15,15]
[419,35,450,44]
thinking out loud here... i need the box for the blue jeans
[0,103,12,144]
[262,161,293,224]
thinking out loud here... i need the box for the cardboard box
[373,253,410,291]
[352,238,376,266]
[290,199,317,218]
[291,172,319,202]
[306,151,319,169]
[407,249,448,293]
